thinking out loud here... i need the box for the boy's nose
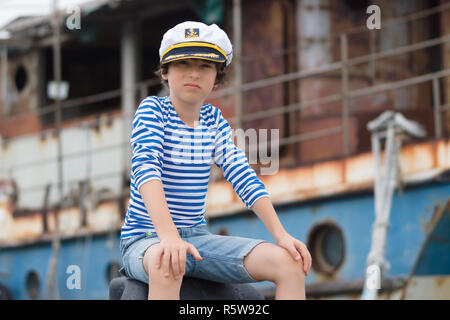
[187,66,200,78]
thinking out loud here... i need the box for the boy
[120,21,312,300]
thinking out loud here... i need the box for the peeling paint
[422,202,444,233]
[1,137,449,245]
[206,139,450,217]
[402,275,450,299]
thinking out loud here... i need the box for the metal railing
[1,3,450,201]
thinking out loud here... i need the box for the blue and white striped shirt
[120,96,269,239]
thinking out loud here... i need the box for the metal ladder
[361,111,425,300]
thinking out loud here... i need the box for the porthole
[216,227,229,236]
[15,65,28,92]
[25,270,40,299]
[106,261,121,283]
[307,222,345,276]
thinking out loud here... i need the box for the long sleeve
[130,98,165,192]
[213,109,269,209]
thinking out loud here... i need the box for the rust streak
[423,199,450,233]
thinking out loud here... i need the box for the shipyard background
[0,0,449,300]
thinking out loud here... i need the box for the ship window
[308,223,345,276]
[25,270,40,299]
[15,65,27,92]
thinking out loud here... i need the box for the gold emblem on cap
[185,28,200,39]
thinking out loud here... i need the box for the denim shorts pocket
[120,233,148,258]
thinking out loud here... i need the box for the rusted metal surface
[3,52,39,117]
[401,276,450,299]
[240,0,286,140]
[256,276,407,300]
[2,137,448,245]
[297,116,357,163]
[422,202,446,233]
[396,198,450,299]
[0,0,449,249]
[294,0,436,163]
[1,113,124,210]
[0,112,126,245]
[0,198,123,246]
[303,275,449,300]
[304,276,407,300]
[442,0,450,136]
[205,139,450,216]
[0,50,42,135]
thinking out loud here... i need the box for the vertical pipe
[369,30,376,84]
[120,20,137,222]
[285,0,298,160]
[47,0,62,300]
[1,46,8,116]
[432,77,442,139]
[120,20,137,176]
[371,132,382,217]
[233,0,243,129]
[340,33,350,156]
[52,0,63,212]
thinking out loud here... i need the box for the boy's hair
[155,61,228,89]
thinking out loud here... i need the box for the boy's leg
[244,242,306,300]
[142,243,183,300]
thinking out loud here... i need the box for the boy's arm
[212,108,311,274]
[131,99,165,191]
[139,180,179,240]
[249,196,286,242]
[139,180,180,240]
[250,196,312,275]
[139,180,202,279]
[213,109,269,209]
[130,98,202,279]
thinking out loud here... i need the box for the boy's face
[162,58,218,106]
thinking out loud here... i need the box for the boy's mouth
[184,83,200,89]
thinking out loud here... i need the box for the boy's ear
[161,73,168,81]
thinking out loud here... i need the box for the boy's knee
[142,244,183,285]
[273,248,305,279]
[142,244,162,274]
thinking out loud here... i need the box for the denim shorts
[119,225,267,284]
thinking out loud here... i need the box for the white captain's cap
[159,21,233,66]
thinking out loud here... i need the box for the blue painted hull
[0,181,448,299]
[207,181,450,293]
[0,233,121,299]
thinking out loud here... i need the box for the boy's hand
[154,237,202,280]
[276,233,312,276]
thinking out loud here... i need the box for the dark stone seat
[109,276,265,300]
